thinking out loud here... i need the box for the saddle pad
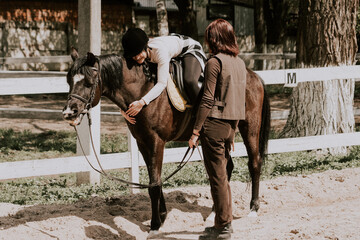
[167,73,189,112]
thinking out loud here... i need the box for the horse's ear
[86,52,97,67]
[70,47,79,61]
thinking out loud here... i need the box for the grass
[1,128,359,205]
[0,128,128,162]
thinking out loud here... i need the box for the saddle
[145,59,196,112]
[167,59,192,112]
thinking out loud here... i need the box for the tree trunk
[156,0,169,36]
[173,0,198,40]
[265,0,288,45]
[254,0,266,70]
[281,0,358,154]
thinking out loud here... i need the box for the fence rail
[1,65,360,182]
[2,53,359,66]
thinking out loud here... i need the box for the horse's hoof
[205,211,215,223]
[147,230,163,239]
[248,211,258,218]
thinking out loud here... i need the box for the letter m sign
[284,71,297,87]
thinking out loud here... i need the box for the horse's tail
[259,79,271,160]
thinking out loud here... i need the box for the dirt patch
[0,168,359,239]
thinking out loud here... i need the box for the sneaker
[199,223,232,240]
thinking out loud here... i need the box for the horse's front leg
[138,140,167,231]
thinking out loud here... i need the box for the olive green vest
[208,53,246,120]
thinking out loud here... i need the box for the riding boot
[200,223,232,240]
[182,54,202,105]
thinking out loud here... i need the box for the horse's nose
[62,106,77,119]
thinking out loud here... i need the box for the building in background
[0,0,275,70]
[133,0,180,36]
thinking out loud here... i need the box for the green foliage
[1,146,360,205]
[0,129,76,152]
[1,126,360,205]
[0,129,128,162]
[0,173,131,205]
[100,133,128,153]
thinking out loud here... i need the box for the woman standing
[188,19,247,240]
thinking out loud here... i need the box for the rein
[68,64,200,188]
[74,110,199,189]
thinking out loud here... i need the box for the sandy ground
[0,167,359,240]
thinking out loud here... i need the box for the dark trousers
[200,117,237,228]
[182,53,202,104]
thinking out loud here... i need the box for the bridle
[68,66,102,117]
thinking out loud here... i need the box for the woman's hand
[126,99,146,116]
[227,130,235,152]
[121,109,136,124]
[188,131,200,149]
[230,141,235,152]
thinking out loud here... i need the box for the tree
[253,0,296,69]
[281,0,358,154]
[254,0,266,70]
[156,0,169,36]
[173,0,198,40]
[264,0,289,45]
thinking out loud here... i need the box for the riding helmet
[122,28,149,58]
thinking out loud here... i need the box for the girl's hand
[126,99,146,116]
[121,109,136,124]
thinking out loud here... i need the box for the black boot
[199,223,232,240]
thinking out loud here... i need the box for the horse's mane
[98,54,124,94]
[70,53,156,98]
[69,55,95,80]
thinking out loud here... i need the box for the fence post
[128,129,140,194]
[76,0,102,185]
[75,107,101,185]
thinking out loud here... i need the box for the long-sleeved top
[141,35,206,105]
[194,57,221,131]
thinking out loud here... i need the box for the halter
[68,66,102,114]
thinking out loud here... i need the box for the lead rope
[74,111,198,189]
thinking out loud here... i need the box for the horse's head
[62,48,102,126]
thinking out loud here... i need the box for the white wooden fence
[1,65,360,184]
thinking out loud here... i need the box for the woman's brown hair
[205,19,239,57]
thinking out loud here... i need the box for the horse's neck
[102,60,153,110]
[122,65,153,101]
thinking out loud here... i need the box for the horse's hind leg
[238,119,262,214]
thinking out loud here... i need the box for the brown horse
[62,49,270,234]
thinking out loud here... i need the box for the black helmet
[122,28,149,58]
